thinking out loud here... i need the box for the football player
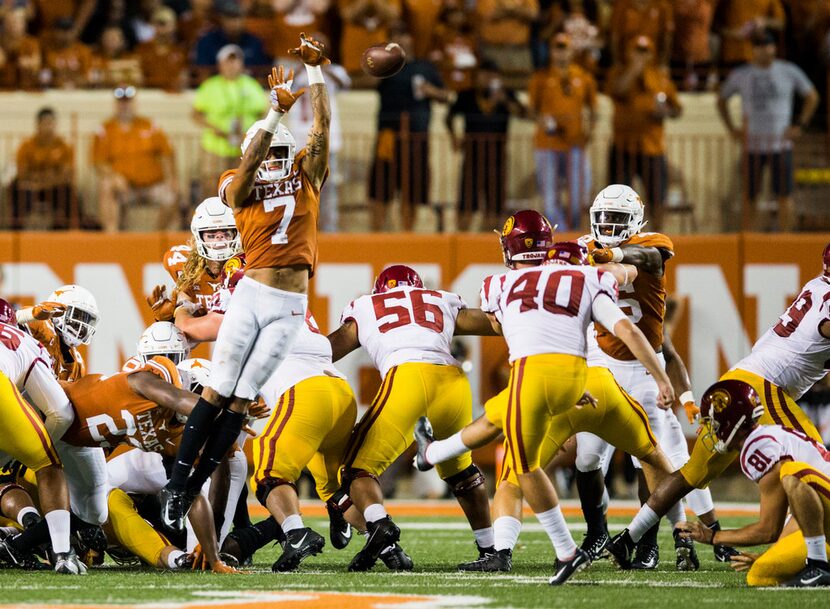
[609,241,828,568]
[327,265,495,572]
[583,184,727,569]
[161,33,332,529]
[679,380,830,587]
[122,322,189,372]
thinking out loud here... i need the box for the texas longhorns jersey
[26,319,84,381]
[163,244,223,311]
[740,424,830,483]
[62,356,184,456]
[583,232,674,361]
[218,149,325,274]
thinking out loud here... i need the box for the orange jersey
[218,149,324,274]
[162,244,222,310]
[62,356,184,456]
[586,232,674,360]
[26,319,85,381]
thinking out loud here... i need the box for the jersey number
[773,290,812,338]
[617,282,643,324]
[746,449,772,473]
[505,270,585,317]
[86,410,137,446]
[0,325,23,351]
[264,195,295,244]
[372,290,445,333]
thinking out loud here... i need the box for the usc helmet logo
[524,237,534,249]
[502,216,515,236]
[386,279,398,289]
[223,255,243,276]
[709,389,731,413]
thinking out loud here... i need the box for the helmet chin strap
[716,414,747,454]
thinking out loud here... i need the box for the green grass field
[0,514,827,609]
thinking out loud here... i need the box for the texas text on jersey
[163,245,223,311]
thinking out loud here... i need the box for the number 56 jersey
[340,287,465,378]
[737,275,830,400]
[481,265,620,363]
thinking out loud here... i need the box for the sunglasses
[114,86,136,99]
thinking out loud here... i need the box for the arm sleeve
[340,299,358,325]
[591,294,627,334]
[24,359,75,440]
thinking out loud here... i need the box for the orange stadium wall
[1,231,827,425]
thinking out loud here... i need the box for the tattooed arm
[301,83,331,190]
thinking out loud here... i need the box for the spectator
[369,23,451,231]
[178,0,215,51]
[534,1,601,72]
[193,1,270,74]
[92,86,178,231]
[89,25,143,88]
[528,33,597,231]
[477,0,538,75]
[33,0,95,43]
[43,17,93,89]
[717,28,819,232]
[429,3,478,93]
[671,0,716,91]
[606,35,682,231]
[446,60,525,231]
[135,7,188,91]
[338,0,401,77]
[191,44,268,199]
[126,0,163,45]
[0,8,41,90]
[610,0,673,65]
[715,0,785,67]
[10,107,74,230]
[403,0,444,60]
[271,0,331,62]
[287,33,351,232]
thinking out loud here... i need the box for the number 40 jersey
[737,275,830,400]
[340,287,465,378]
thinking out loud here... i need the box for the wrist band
[305,64,324,85]
[679,391,695,405]
[262,108,285,134]
[15,308,35,325]
[611,247,624,263]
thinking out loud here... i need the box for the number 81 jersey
[341,287,466,378]
[737,275,830,400]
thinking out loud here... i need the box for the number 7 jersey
[340,287,466,378]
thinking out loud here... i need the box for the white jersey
[736,275,830,399]
[341,287,465,378]
[480,265,621,363]
[0,322,51,384]
[259,311,345,405]
[740,424,830,483]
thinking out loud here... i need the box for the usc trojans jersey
[218,149,324,274]
[0,323,51,384]
[584,232,674,361]
[736,275,830,400]
[480,266,619,363]
[341,287,465,378]
[163,244,223,311]
[740,425,830,483]
[25,319,84,381]
[62,356,184,455]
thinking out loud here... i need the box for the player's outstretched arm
[127,371,199,418]
[290,33,331,190]
[593,245,665,277]
[174,309,224,343]
[663,333,700,424]
[454,308,501,336]
[594,262,638,287]
[327,321,360,362]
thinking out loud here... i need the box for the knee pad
[325,487,353,514]
[575,452,603,473]
[255,477,297,507]
[339,468,379,495]
[443,464,485,498]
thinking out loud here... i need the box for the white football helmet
[191,197,241,262]
[589,184,646,248]
[176,357,211,395]
[136,322,188,365]
[241,120,296,182]
[48,285,99,348]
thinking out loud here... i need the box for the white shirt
[341,287,465,378]
[740,424,830,483]
[736,275,830,399]
[480,264,623,363]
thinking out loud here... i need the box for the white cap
[217,44,243,63]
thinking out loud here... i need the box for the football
[360,43,406,78]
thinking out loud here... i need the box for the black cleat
[159,486,196,532]
[580,530,611,561]
[0,537,49,570]
[549,547,591,585]
[326,490,353,550]
[713,543,740,563]
[632,542,659,570]
[458,548,512,572]
[20,512,40,530]
[413,417,436,471]
[606,529,636,570]
[673,528,699,571]
[783,559,830,587]
[348,517,401,572]
[272,528,325,572]
[380,543,413,571]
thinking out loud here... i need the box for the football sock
[806,536,828,562]
[282,514,304,534]
[686,487,715,516]
[44,509,71,554]
[9,517,50,552]
[575,469,607,537]
[640,522,660,547]
[167,549,185,568]
[493,516,522,552]
[628,505,659,543]
[168,398,222,491]
[424,431,468,466]
[16,506,40,528]
[666,501,686,527]
[473,526,495,549]
[536,505,577,559]
[364,504,388,523]
[185,409,246,494]
[225,517,283,561]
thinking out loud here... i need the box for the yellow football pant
[680,369,822,489]
[0,372,60,473]
[106,488,170,568]
[254,376,357,502]
[345,363,473,480]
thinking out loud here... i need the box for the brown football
[360,43,406,78]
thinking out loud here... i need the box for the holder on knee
[339,468,380,495]
[255,477,297,507]
[443,464,485,498]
